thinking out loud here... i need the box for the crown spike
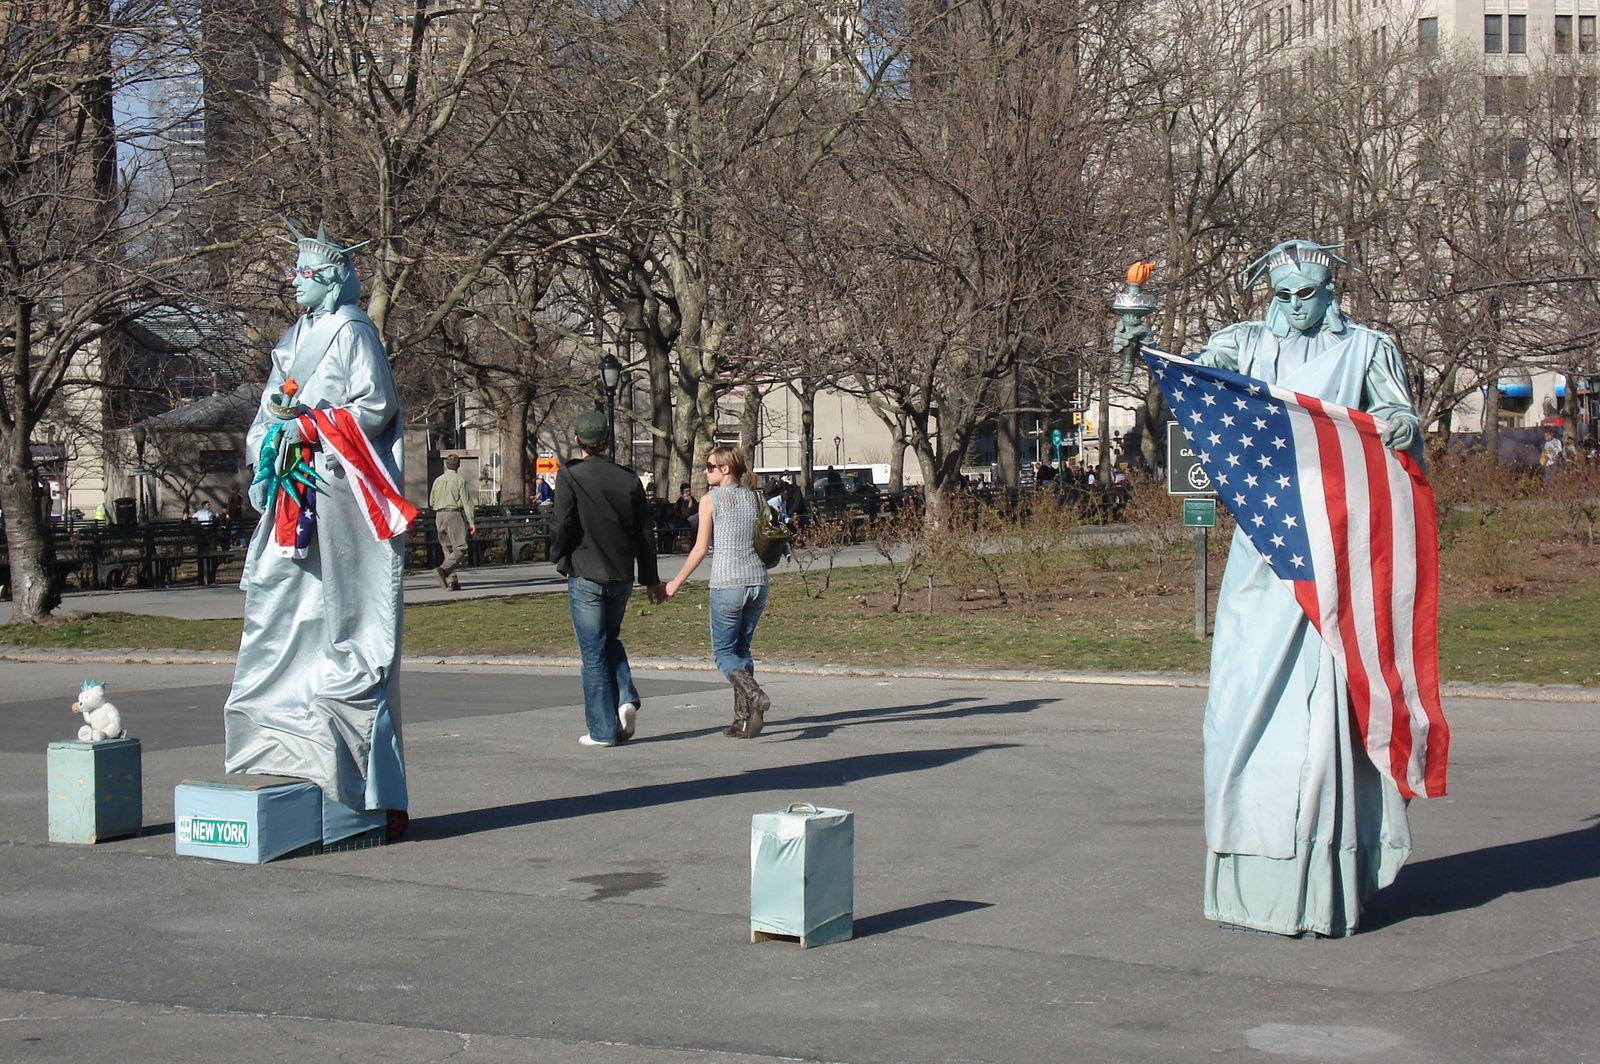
[279,218,369,265]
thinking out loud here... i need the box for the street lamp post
[600,354,623,448]
[833,435,842,466]
[130,424,148,524]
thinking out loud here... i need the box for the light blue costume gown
[222,303,408,813]
[1195,313,1420,937]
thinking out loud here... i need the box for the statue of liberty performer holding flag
[223,222,418,838]
[1118,241,1449,937]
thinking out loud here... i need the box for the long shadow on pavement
[854,899,995,937]
[410,744,1017,840]
[1362,818,1600,930]
[645,696,1048,745]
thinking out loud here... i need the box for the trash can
[113,497,136,525]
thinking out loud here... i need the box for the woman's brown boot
[724,676,750,737]
[730,669,770,738]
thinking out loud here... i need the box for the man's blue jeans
[709,584,768,679]
[568,577,640,741]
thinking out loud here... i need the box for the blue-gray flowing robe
[1195,316,1420,937]
[223,304,408,813]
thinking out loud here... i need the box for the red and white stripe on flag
[1284,394,1449,800]
[300,409,419,541]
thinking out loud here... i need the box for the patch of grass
[4,562,1597,686]
[1437,578,1600,686]
[402,570,1214,672]
[0,612,243,651]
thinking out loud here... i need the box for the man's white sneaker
[617,702,639,741]
[578,734,616,747]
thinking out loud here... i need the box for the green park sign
[1182,498,1217,528]
[1166,422,1215,496]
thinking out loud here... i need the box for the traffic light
[1066,411,1082,428]
[1067,389,1084,411]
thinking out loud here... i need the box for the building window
[1418,17,1438,55]
[1559,139,1599,177]
[1557,15,1573,54]
[1582,76,1596,115]
[1507,14,1526,54]
[1507,138,1529,178]
[1420,78,1442,118]
[1507,76,1529,110]
[1485,75,1503,115]
[1554,79,1575,114]
[1418,142,1440,181]
[1485,14,1502,53]
[1583,15,1597,53]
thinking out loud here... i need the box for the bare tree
[768,0,1139,521]
[0,1,234,621]
[571,0,890,492]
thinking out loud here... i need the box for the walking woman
[663,445,771,737]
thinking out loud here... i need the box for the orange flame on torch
[1126,262,1155,286]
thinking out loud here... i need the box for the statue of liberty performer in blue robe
[223,222,418,837]
[1124,240,1437,937]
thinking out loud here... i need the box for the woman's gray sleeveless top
[709,485,769,588]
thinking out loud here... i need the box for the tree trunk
[888,425,907,492]
[648,327,673,492]
[1561,370,1580,443]
[738,383,761,458]
[0,444,61,622]
[1140,380,1166,473]
[995,363,1019,488]
[1097,381,1113,481]
[500,386,532,502]
[1482,379,1501,459]
[800,384,816,494]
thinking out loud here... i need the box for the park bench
[406,505,554,571]
[41,520,240,590]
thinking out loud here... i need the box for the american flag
[1143,345,1449,799]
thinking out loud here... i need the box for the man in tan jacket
[429,454,476,590]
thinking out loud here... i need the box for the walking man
[430,454,476,590]
[552,411,666,747]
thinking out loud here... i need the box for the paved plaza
[0,570,1597,1063]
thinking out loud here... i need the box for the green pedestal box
[47,738,142,844]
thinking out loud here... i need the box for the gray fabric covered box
[750,803,853,947]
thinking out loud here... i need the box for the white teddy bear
[72,680,126,742]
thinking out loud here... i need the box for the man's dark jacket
[550,454,661,586]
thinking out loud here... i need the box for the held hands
[646,582,670,605]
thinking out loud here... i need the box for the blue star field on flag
[1146,352,1312,579]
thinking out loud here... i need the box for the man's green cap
[575,410,610,446]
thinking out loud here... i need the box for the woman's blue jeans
[568,576,640,741]
[708,584,767,678]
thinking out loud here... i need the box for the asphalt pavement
[1,581,1598,1062]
